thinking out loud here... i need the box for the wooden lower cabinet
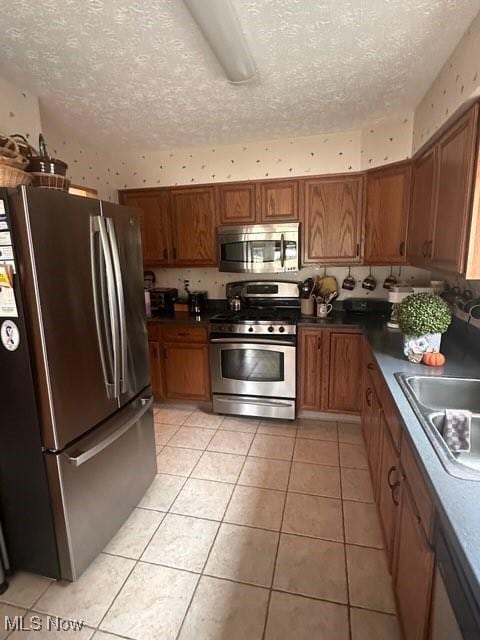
[297,328,323,410]
[148,341,164,399]
[147,323,210,402]
[327,331,362,412]
[297,327,362,414]
[395,480,435,640]
[377,414,400,567]
[362,342,436,640]
[163,343,210,401]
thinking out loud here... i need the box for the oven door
[218,225,299,273]
[209,338,296,398]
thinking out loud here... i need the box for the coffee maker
[184,280,208,316]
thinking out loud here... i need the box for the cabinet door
[217,182,257,225]
[367,381,383,495]
[259,180,299,222]
[170,187,217,265]
[395,481,435,640]
[303,177,363,264]
[364,163,411,264]
[297,329,322,410]
[148,341,164,400]
[164,343,210,400]
[431,106,478,274]
[378,415,400,568]
[327,332,362,413]
[408,147,437,267]
[120,191,171,265]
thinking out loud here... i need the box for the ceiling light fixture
[183,0,257,84]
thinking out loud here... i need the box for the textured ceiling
[0,0,478,148]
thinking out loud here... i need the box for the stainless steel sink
[396,374,480,481]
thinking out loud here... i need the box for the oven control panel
[211,323,296,335]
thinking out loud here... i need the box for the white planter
[403,333,441,362]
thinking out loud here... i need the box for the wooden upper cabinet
[120,190,171,265]
[217,182,257,225]
[364,163,411,264]
[169,187,217,266]
[303,176,363,264]
[430,105,478,274]
[326,331,362,413]
[408,147,437,267]
[259,179,299,222]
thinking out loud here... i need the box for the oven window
[221,349,284,382]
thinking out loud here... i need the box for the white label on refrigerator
[0,231,11,246]
[0,265,17,317]
[0,222,7,231]
[1,320,20,351]
[0,246,13,260]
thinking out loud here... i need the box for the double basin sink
[396,374,480,481]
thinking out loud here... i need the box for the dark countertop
[363,321,480,603]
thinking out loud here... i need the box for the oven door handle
[209,337,295,346]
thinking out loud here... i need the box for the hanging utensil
[383,266,398,290]
[362,267,377,291]
[342,266,356,291]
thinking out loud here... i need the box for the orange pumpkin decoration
[422,352,445,367]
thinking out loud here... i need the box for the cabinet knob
[391,481,401,506]
[399,241,405,256]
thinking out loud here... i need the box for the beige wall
[41,112,119,202]
[413,11,480,152]
[115,113,413,190]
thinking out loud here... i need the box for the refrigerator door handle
[90,216,116,398]
[64,395,153,467]
[106,217,128,395]
[97,216,120,398]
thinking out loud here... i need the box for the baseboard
[298,410,361,423]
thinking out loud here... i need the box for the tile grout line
[260,425,297,640]
[337,422,354,640]
[174,415,260,640]
[93,408,200,637]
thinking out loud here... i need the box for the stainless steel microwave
[217,223,300,273]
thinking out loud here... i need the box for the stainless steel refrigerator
[0,186,156,581]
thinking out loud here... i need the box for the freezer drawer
[45,393,156,581]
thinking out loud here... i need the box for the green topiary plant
[398,293,452,336]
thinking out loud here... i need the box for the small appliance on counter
[387,286,435,329]
[184,280,208,316]
[188,291,208,316]
[343,297,391,316]
[150,288,178,317]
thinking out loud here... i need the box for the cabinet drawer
[401,437,434,542]
[381,387,403,453]
[162,325,208,343]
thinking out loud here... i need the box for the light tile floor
[0,405,403,640]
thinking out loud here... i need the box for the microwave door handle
[280,233,285,268]
[90,216,116,399]
[98,216,120,398]
[106,217,128,395]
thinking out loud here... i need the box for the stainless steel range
[209,281,299,420]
